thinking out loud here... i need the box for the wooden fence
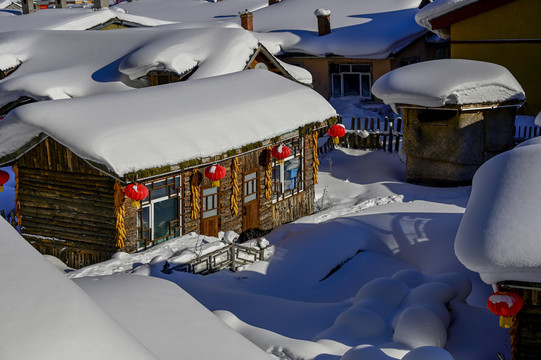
[1,209,17,228]
[318,116,403,156]
[514,124,541,144]
[163,242,266,275]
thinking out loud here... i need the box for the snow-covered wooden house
[0,70,336,268]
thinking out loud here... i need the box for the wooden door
[201,186,220,236]
[242,170,259,231]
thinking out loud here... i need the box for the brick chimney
[314,8,331,36]
[21,0,34,14]
[55,0,66,8]
[239,10,253,32]
[269,0,280,5]
[94,0,108,9]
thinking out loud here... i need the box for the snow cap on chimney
[314,8,331,36]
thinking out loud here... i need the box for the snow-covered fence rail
[163,242,266,275]
[514,124,541,144]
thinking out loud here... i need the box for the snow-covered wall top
[119,0,427,58]
[0,7,173,31]
[0,70,336,177]
[371,59,525,108]
[455,138,541,284]
[0,25,309,109]
[416,0,479,33]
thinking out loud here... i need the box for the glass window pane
[142,207,149,229]
[362,74,371,98]
[339,64,350,72]
[284,157,300,190]
[203,187,217,196]
[151,186,168,199]
[352,64,370,72]
[245,193,257,203]
[202,208,217,219]
[332,74,342,97]
[245,172,256,181]
[153,198,178,239]
[343,74,360,96]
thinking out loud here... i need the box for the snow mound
[455,140,541,284]
[371,59,525,108]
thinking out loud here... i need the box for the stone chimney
[314,8,331,36]
[21,0,34,14]
[94,0,108,9]
[239,10,253,32]
[55,0,66,8]
[269,0,280,5]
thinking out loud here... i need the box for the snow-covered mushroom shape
[487,291,523,328]
[205,164,226,187]
[0,169,9,192]
[271,144,291,164]
[328,124,346,144]
[124,183,149,208]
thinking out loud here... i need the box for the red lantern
[328,124,346,144]
[487,291,523,328]
[0,169,9,192]
[271,144,291,164]
[124,183,149,208]
[205,164,226,187]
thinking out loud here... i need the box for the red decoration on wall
[328,124,346,144]
[487,291,523,328]
[204,164,226,187]
[271,144,291,164]
[124,183,149,208]
[0,169,9,192]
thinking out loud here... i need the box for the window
[272,138,304,202]
[136,176,182,250]
[202,187,219,219]
[330,64,371,99]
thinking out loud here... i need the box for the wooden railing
[163,242,266,275]
[514,124,541,144]
[318,115,403,155]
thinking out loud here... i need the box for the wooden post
[229,242,236,271]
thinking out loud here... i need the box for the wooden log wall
[509,286,541,360]
[16,138,117,269]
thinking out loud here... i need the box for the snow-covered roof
[0,25,310,110]
[0,70,336,177]
[0,218,157,360]
[416,0,479,32]
[120,0,428,59]
[371,59,525,108]
[455,138,541,284]
[0,7,174,31]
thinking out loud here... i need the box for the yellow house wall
[449,0,541,115]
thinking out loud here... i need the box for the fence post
[229,242,236,272]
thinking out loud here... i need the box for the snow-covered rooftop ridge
[0,26,310,110]
[455,138,541,284]
[0,7,174,31]
[371,59,525,108]
[0,70,336,177]
[0,218,157,360]
[415,0,479,31]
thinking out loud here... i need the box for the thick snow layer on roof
[120,0,427,58]
[416,0,478,31]
[371,59,525,108]
[0,26,304,109]
[0,218,157,360]
[0,70,336,176]
[0,7,173,31]
[74,275,274,360]
[455,139,541,284]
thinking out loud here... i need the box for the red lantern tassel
[212,180,220,187]
[130,200,140,208]
[500,316,513,328]
[0,185,3,192]
[332,137,339,145]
